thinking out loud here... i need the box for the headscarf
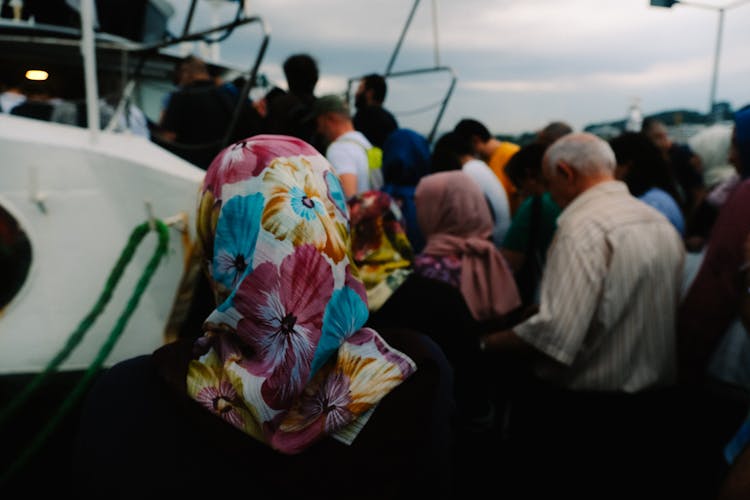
[190,134,416,454]
[415,171,521,321]
[735,106,750,178]
[381,128,432,253]
[348,190,413,312]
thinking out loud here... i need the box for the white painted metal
[0,114,205,374]
[80,0,100,143]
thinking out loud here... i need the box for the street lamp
[650,0,750,122]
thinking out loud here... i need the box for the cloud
[461,58,707,94]
[167,0,750,136]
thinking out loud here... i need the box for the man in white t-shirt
[0,86,25,114]
[312,94,373,198]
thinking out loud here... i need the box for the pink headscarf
[415,171,520,321]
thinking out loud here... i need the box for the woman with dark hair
[609,131,686,236]
[501,142,562,308]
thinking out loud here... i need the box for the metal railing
[345,0,457,145]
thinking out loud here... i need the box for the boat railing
[346,66,457,145]
[0,1,270,156]
[345,0,457,145]
[123,9,271,154]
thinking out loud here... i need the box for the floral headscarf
[189,135,416,454]
[347,190,413,311]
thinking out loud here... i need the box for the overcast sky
[169,0,750,137]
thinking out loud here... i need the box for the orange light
[25,70,49,81]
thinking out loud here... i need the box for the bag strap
[337,138,379,167]
[336,136,383,189]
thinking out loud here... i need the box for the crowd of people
[6,48,750,499]
[0,71,150,138]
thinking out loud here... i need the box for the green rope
[0,220,170,485]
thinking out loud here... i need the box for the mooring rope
[0,219,171,485]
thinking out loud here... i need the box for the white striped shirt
[514,181,685,392]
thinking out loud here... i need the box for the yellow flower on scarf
[261,156,347,263]
[187,348,261,439]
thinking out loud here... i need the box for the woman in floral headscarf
[347,190,414,312]
[72,135,454,498]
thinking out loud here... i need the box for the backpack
[340,137,384,191]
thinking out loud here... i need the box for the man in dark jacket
[353,73,398,149]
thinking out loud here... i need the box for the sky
[167,0,750,137]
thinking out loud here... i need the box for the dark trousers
[489,368,748,499]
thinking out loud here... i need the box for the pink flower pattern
[188,135,416,454]
[232,244,333,410]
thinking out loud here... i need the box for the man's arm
[339,173,358,199]
[327,143,361,199]
[480,328,538,357]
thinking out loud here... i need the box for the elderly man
[482,132,684,391]
[480,132,686,497]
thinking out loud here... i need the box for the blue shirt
[639,187,685,236]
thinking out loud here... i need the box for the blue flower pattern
[213,193,265,291]
[311,286,369,376]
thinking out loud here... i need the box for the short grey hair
[544,132,616,177]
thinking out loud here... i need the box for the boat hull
[0,114,205,375]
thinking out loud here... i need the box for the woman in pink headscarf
[414,171,520,322]
[365,170,520,494]
[72,135,454,498]
[369,170,520,429]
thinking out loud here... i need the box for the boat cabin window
[0,204,32,311]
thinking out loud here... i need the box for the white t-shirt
[1,91,25,113]
[326,131,372,196]
[462,158,511,246]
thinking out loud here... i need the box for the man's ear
[556,161,575,181]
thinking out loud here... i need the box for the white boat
[0,0,458,491]
[0,0,272,375]
[0,0,270,490]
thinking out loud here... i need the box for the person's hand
[253,98,268,118]
[520,303,539,320]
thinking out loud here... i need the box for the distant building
[583,123,622,141]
